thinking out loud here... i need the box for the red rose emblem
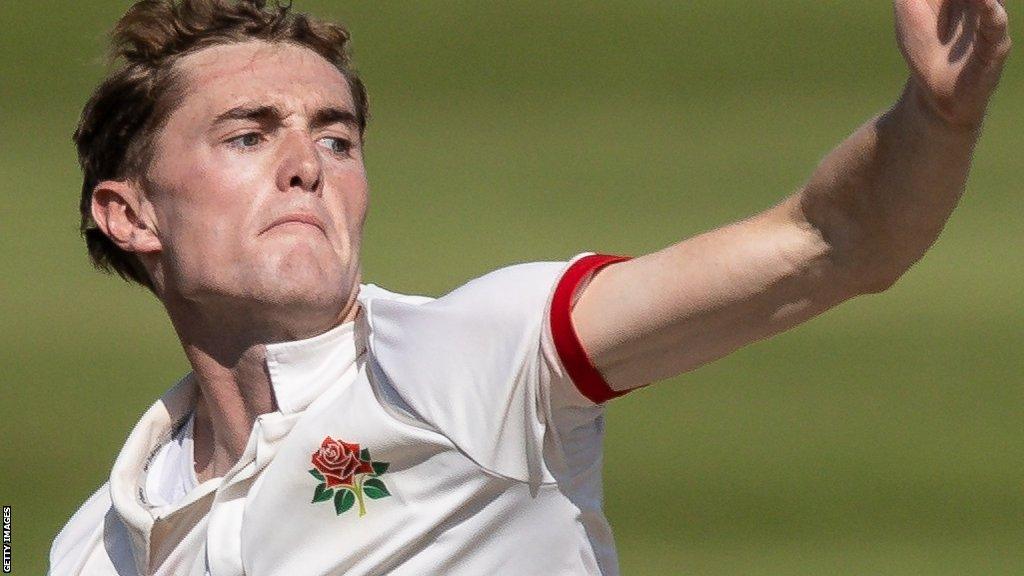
[311,436,375,487]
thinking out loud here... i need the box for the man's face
[142,41,367,324]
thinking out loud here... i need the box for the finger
[976,0,1007,29]
[966,0,1007,56]
[937,0,955,44]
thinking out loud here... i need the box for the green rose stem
[354,477,367,517]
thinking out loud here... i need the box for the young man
[51,0,1010,574]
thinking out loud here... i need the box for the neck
[164,289,361,482]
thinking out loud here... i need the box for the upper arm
[572,195,863,392]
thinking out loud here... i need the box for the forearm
[798,79,983,293]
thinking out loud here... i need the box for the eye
[317,136,352,156]
[227,132,263,149]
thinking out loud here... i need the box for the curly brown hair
[74,0,369,291]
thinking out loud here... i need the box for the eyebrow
[211,104,282,127]
[210,104,359,131]
[309,107,359,131]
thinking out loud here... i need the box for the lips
[261,212,326,235]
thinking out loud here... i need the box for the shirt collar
[264,308,366,414]
[108,302,368,573]
[108,373,198,575]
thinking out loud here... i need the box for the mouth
[261,212,326,235]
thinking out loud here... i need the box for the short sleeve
[364,253,630,484]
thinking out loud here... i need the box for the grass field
[1,1,1022,574]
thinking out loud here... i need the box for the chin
[238,276,350,340]
[173,246,356,324]
[258,265,345,304]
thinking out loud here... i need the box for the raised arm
[572,0,1011,392]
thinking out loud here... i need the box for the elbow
[825,252,902,298]
[845,247,915,295]
[820,233,910,297]
[857,269,901,295]
[798,201,912,296]
[787,191,913,297]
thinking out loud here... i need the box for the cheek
[153,150,264,249]
[160,218,241,288]
[332,170,369,229]
[164,194,247,249]
[153,184,260,278]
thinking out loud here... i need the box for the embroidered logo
[309,436,391,516]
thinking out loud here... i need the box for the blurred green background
[1,1,1021,574]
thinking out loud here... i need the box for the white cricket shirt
[145,412,197,509]
[49,253,633,575]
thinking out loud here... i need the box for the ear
[91,180,162,254]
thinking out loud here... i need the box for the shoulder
[360,260,576,382]
[49,482,112,574]
[357,283,432,306]
[352,256,622,481]
[442,260,570,315]
[362,260,570,325]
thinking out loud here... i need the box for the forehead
[170,41,354,122]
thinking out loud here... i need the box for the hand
[895,0,1011,129]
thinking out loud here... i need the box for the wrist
[899,78,986,137]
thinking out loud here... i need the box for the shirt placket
[203,411,300,576]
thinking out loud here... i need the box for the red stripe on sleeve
[550,254,632,404]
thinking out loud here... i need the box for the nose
[275,131,323,195]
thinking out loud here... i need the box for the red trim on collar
[550,254,631,404]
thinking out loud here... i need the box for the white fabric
[145,412,198,510]
[49,255,620,575]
